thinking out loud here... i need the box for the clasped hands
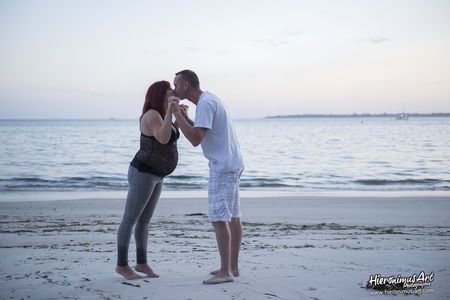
[167,96,189,118]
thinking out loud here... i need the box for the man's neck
[188,89,203,105]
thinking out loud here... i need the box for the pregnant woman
[116,80,181,280]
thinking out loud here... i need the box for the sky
[0,0,449,119]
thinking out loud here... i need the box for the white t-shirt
[194,91,244,172]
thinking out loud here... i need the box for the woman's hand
[167,96,180,103]
[166,96,180,115]
[171,101,180,117]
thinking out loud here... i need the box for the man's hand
[179,104,189,119]
[173,103,207,147]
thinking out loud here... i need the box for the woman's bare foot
[116,266,141,280]
[134,264,160,278]
[210,269,239,277]
[203,272,234,285]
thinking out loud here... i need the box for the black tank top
[130,123,180,177]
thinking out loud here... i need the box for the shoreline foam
[2,189,450,202]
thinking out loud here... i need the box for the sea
[1,117,449,199]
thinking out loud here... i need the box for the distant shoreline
[0,113,450,122]
[265,113,450,119]
[1,113,450,121]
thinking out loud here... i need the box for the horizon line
[1,112,450,121]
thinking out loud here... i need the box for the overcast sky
[1,0,449,119]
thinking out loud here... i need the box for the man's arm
[184,115,195,127]
[175,104,194,127]
[173,106,207,147]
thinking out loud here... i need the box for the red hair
[142,80,170,117]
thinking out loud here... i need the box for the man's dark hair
[176,69,200,89]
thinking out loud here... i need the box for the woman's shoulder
[142,109,160,118]
[140,110,162,136]
[142,109,164,123]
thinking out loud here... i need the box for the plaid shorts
[208,168,243,222]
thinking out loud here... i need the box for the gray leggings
[117,165,163,266]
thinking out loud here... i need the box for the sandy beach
[1,194,449,300]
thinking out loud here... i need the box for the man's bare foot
[116,266,141,280]
[203,273,234,285]
[134,264,160,278]
[210,269,239,277]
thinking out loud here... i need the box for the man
[172,70,244,284]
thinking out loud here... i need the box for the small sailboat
[395,104,409,120]
[396,113,409,120]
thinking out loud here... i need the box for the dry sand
[1,195,449,299]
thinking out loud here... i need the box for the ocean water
[0,117,449,194]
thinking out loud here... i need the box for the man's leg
[229,217,242,275]
[211,218,242,276]
[211,170,243,277]
[203,221,234,284]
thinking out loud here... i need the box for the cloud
[253,38,291,47]
[253,28,302,47]
[285,29,303,37]
[184,47,205,52]
[370,36,389,44]
[216,50,231,56]
[352,36,389,45]
[49,87,110,98]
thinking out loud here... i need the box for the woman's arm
[142,106,174,144]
